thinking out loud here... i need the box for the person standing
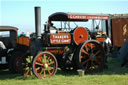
[0,41,6,50]
[0,41,7,64]
[0,41,6,57]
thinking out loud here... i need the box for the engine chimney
[35,6,41,38]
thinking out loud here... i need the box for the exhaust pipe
[35,6,41,38]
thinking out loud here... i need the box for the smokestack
[35,6,41,38]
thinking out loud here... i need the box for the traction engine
[18,7,108,78]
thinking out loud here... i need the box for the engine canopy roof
[48,12,110,21]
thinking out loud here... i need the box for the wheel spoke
[95,50,101,56]
[30,68,33,76]
[47,68,51,75]
[85,46,88,52]
[25,66,29,70]
[46,57,50,63]
[24,67,32,76]
[80,56,84,59]
[90,43,93,49]
[48,66,54,70]
[24,69,29,76]
[26,57,30,63]
[91,61,95,66]
[40,68,45,75]
[85,62,88,70]
[81,49,89,55]
[35,62,44,66]
[44,54,47,63]
[29,56,33,62]
[82,58,90,65]
[25,63,29,67]
[36,67,40,71]
[43,69,46,77]
[90,43,94,53]
[48,61,55,66]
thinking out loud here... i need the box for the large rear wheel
[76,40,105,73]
[32,51,58,78]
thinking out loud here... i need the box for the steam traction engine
[21,7,110,78]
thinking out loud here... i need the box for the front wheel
[32,51,58,78]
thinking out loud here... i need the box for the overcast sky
[0,0,128,33]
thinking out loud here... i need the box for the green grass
[0,57,128,85]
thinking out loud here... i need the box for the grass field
[0,57,128,85]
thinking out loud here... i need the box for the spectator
[20,32,26,37]
[103,35,112,55]
[0,41,6,57]
[0,41,6,50]
[49,22,57,33]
